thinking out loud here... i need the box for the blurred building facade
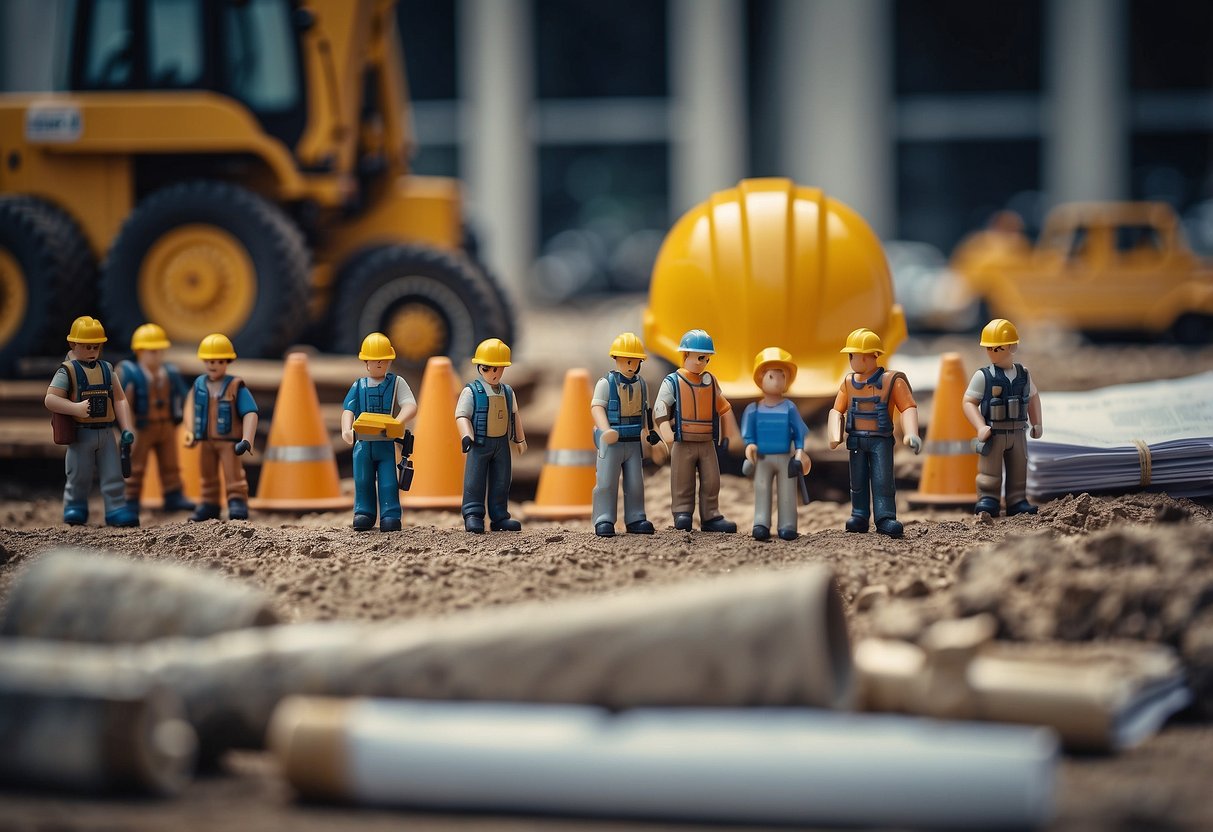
[2,0,1211,301]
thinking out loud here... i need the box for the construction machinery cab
[0,0,514,375]
[644,179,906,399]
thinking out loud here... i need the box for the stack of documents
[1027,371,1213,498]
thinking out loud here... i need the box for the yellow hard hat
[197,333,237,360]
[130,323,170,351]
[358,332,396,361]
[609,332,647,360]
[67,316,107,344]
[840,327,885,355]
[472,338,512,367]
[643,179,906,398]
[752,346,797,389]
[979,318,1020,347]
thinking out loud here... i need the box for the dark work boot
[673,513,693,531]
[380,517,402,532]
[778,527,798,541]
[595,521,615,537]
[752,524,770,541]
[845,514,869,533]
[105,505,140,528]
[64,502,88,526]
[464,515,485,534]
[490,518,522,532]
[701,516,736,533]
[974,496,1001,517]
[161,490,196,512]
[1007,500,1038,516]
[227,499,249,521]
[875,517,904,538]
[352,514,375,532]
[190,503,222,522]
[625,519,655,534]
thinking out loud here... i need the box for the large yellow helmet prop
[643,179,906,398]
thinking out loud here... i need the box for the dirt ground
[2,327,1213,831]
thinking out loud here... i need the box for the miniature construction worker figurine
[590,332,660,537]
[43,316,139,527]
[117,323,195,513]
[962,318,1043,517]
[340,333,417,533]
[183,333,258,522]
[742,347,811,541]
[653,329,739,533]
[456,338,527,534]
[828,328,922,538]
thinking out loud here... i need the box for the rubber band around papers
[1133,439,1152,487]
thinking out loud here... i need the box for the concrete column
[1045,0,1127,202]
[458,0,535,300]
[668,0,747,217]
[1,0,64,91]
[774,0,893,237]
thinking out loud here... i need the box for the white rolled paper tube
[270,698,1058,829]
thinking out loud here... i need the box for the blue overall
[343,375,402,522]
[845,368,900,524]
[462,379,515,523]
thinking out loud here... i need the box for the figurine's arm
[962,398,990,442]
[591,403,618,446]
[900,405,922,454]
[112,372,135,437]
[44,386,89,418]
[512,399,527,455]
[240,410,258,452]
[341,409,356,445]
[182,387,196,446]
[1028,389,1043,439]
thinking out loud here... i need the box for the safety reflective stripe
[264,445,335,462]
[545,449,597,467]
[923,440,974,456]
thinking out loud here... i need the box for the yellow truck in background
[0,0,513,375]
[951,202,1213,344]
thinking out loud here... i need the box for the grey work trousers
[64,427,125,514]
[752,451,797,533]
[670,439,721,521]
[592,439,647,527]
[977,427,1028,508]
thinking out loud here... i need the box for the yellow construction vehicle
[951,202,1213,343]
[0,0,513,375]
[644,178,907,399]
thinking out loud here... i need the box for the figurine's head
[131,323,170,369]
[979,319,1020,370]
[608,332,646,379]
[840,328,883,377]
[67,316,107,361]
[752,347,797,396]
[358,333,395,381]
[676,328,715,375]
[472,338,511,386]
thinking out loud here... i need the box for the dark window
[1132,133,1213,210]
[1115,224,1164,254]
[897,139,1042,253]
[894,0,1043,94]
[221,0,300,113]
[148,0,204,88]
[536,144,668,297]
[396,0,457,100]
[410,145,459,179]
[82,0,134,89]
[1130,0,1213,91]
[535,0,667,98]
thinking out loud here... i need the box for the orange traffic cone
[250,352,352,511]
[524,368,596,520]
[907,352,979,507]
[178,423,224,504]
[400,356,465,510]
[139,447,164,509]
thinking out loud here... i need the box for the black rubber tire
[100,180,310,359]
[1171,313,1213,346]
[0,196,95,376]
[330,244,506,370]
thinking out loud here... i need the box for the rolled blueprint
[0,565,852,760]
[270,697,1058,829]
[0,647,196,795]
[0,549,278,643]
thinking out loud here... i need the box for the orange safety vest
[666,370,720,441]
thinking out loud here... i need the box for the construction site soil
[2,326,1213,831]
